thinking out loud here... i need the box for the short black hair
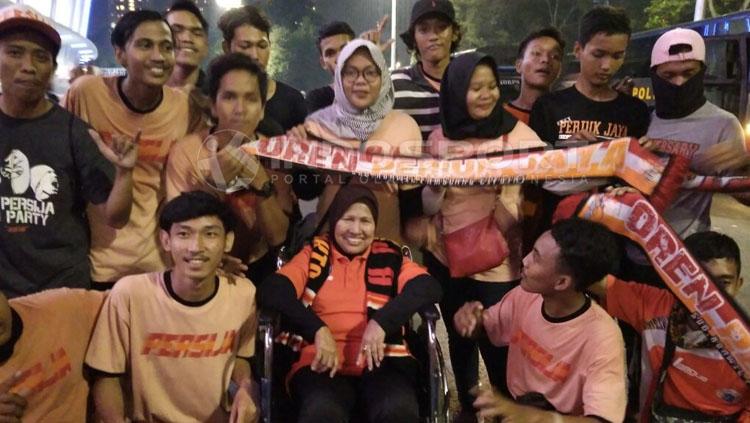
[208,52,268,104]
[401,16,462,57]
[517,27,566,60]
[166,0,208,31]
[111,10,171,49]
[685,231,741,275]
[578,6,631,46]
[317,21,355,53]
[550,218,620,291]
[159,191,235,232]
[218,5,271,44]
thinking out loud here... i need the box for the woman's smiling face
[334,202,375,255]
[341,49,382,111]
[465,63,500,121]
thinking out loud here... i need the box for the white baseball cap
[0,5,61,57]
[650,28,705,68]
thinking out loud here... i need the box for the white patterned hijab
[307,39,394,143]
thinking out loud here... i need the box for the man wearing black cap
[0,5,136,297]
[392,0,461,141]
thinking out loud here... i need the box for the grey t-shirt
[647,101,743,237]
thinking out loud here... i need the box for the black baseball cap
[400,0,456,46]
[404,0,455,31]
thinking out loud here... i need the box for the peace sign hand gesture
[360,15,395,53]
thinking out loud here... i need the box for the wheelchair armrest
[418,303,441,323]
[419,302,450,423]
[258,309,280,330]
[257,309,277,423]
[257,309,279,380]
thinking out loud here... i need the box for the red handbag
[442,214,509,278]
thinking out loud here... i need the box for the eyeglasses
[341,66,381,83]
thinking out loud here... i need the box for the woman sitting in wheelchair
[259,184,442,422]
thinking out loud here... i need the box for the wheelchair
[256,303,450,422]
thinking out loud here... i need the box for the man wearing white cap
[0,5,136,297]
[646,27,750,239]
[0,5,136,422]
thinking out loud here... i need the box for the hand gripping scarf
[237,136,750,381]
[578,193,750,384]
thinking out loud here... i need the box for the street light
[391,0,397,69]
[694,0,706,20]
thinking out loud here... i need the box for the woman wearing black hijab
[404,52,545,419]
[259,185,441,422]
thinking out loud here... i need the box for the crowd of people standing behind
[0,0,748,421]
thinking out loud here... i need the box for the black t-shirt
[195,68,209,97]
[529,86,650,147]
[258,117,285,137]
[0,104,114,297]
[265,80,307,131]
[305,85,334,114]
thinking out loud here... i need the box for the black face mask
[651,67,707,119]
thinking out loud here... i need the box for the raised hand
[360,15,395,53]
[693,138,750,174]
[218,253,249,278]
[638,136,658,152]
[206,134,245,186]
[454,301,484,338]
[286,124,307,141]
[90,129,140,170]
[611,76,634,96]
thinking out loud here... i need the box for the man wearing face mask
[646,28,750,239]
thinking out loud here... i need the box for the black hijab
[440,53,517,140]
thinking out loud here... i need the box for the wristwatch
[254,180,275,198]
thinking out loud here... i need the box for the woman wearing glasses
[292,39,422,242]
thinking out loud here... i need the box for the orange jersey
[483,286,626,422]
[64,76,189,282]
[605,276,750,421]
[0,289,106,422]
[85,272,256,422]
[277,241,427,377]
